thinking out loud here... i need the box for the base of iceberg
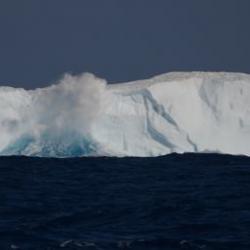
[1,71,250,157]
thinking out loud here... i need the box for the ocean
[0,153,250,250]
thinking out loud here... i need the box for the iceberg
[0,71,250,157]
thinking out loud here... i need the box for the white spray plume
[0,73,107,156]
[32,72,106,134]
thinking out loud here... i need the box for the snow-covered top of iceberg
[0,71,250,157]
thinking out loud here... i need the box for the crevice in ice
[186,134,198,152]
[143,89,179,130]
[142,94,176,151]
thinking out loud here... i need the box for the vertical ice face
[0,71,250,157]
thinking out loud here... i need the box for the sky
[0,0,250,88]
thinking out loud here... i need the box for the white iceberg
[0,71,250,157]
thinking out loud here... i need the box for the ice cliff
[0,72,250,157]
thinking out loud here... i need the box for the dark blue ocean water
[1,153,250,250]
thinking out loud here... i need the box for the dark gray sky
[0,0,250,88]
